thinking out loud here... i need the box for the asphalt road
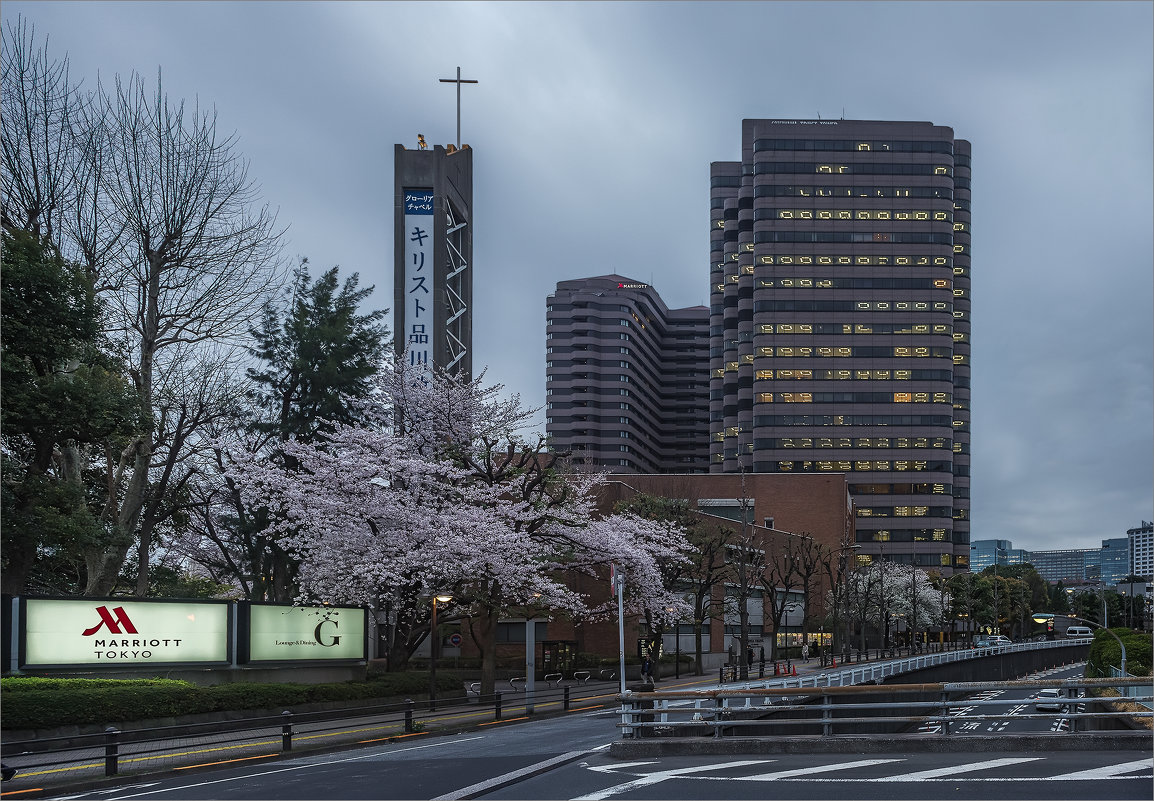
[912,663,1089,735]
[38,698,1151,801]
[24,660,1148,801]
[477,750,1153,800]
[43,707,622,800]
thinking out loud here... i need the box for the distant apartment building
[1129,521,1153,578]
[1028,548,1104,585]
[981,536,1134,585]
[545,276,710,472]
[709,119,971,573]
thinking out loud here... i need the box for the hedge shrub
[1,672,464,730]
[1086,628,1152,678]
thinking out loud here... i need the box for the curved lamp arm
[1032,613,1126,675]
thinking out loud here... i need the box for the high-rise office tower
[710,119,971,572]
[394,142,473,378]
[545,275,710,472]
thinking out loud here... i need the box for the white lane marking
[571,759,772,800]
[432,748,596,800]
[880,757,1042,781]
[587,761,658,774]
[1050,759,1154,779]
[740,758,904,781]
[74,736,486,799]
[50,790,159,801]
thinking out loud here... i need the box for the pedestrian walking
[802,642,810,661]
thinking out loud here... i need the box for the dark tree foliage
[1,229,141,594]
[200,260,389,602]
[246,260,389,449]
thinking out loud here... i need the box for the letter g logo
[314,619,340,647]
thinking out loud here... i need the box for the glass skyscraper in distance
[969,540,1030,572]
[971,537,1135,585]
[710,119,971,573]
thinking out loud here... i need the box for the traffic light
[1046,620,1054,633]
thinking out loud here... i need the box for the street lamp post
[1032,613,1126,675]
[429,593,453,710]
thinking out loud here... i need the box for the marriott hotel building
[710,119,971,571]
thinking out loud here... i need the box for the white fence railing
[714,637,1092,693]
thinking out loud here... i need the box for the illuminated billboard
[242,604,366,662]
[21,598,230,667]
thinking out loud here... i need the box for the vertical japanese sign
[403,189,436,368]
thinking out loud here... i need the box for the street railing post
[940,691,951,736]
[281,710,293,751]
[405,699,415,733]
[564,685,571,711]
[821,694,832,737]
[494,690,503,721]
[104,726,119,777]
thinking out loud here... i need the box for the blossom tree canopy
[227,353,692,623]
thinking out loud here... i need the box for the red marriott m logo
[82,606,139,636]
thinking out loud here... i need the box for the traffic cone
[791,664,797,676]
[831,657,837,668]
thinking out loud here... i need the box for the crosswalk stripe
[572,760,772,800]
[878,757,1042,781]
[742,758,904,781]
[1050,759,1154,780]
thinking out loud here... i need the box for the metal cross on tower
[438,67,478,149]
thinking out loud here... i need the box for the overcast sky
[5,1,1151,556]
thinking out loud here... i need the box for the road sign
[448,632,462,647]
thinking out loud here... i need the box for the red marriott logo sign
[21,598,226,667]
[81,605,184,658]
[82,606,138,636]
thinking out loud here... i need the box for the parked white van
[1066,625,1093,638]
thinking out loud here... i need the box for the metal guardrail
[1111,665,1154,710]
[617,677,1153,740]
[713,637,1093,693]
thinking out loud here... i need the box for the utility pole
[736,461,752,681]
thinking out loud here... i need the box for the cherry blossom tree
[844,560,944,651]
[229,353,692,694]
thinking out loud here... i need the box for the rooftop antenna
[817,112,821,119]
[841,107,845,119]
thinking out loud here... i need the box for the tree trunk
[1,535,36,595]
[693,618,704,676]
[474,605,500,697]
[86,439,150,595]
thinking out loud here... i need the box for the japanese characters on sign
[403,189,436,369]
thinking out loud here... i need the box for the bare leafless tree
[758,531,806,660]
[1,17,84,241]
[3,17,286,595]
[83,71,285,594]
